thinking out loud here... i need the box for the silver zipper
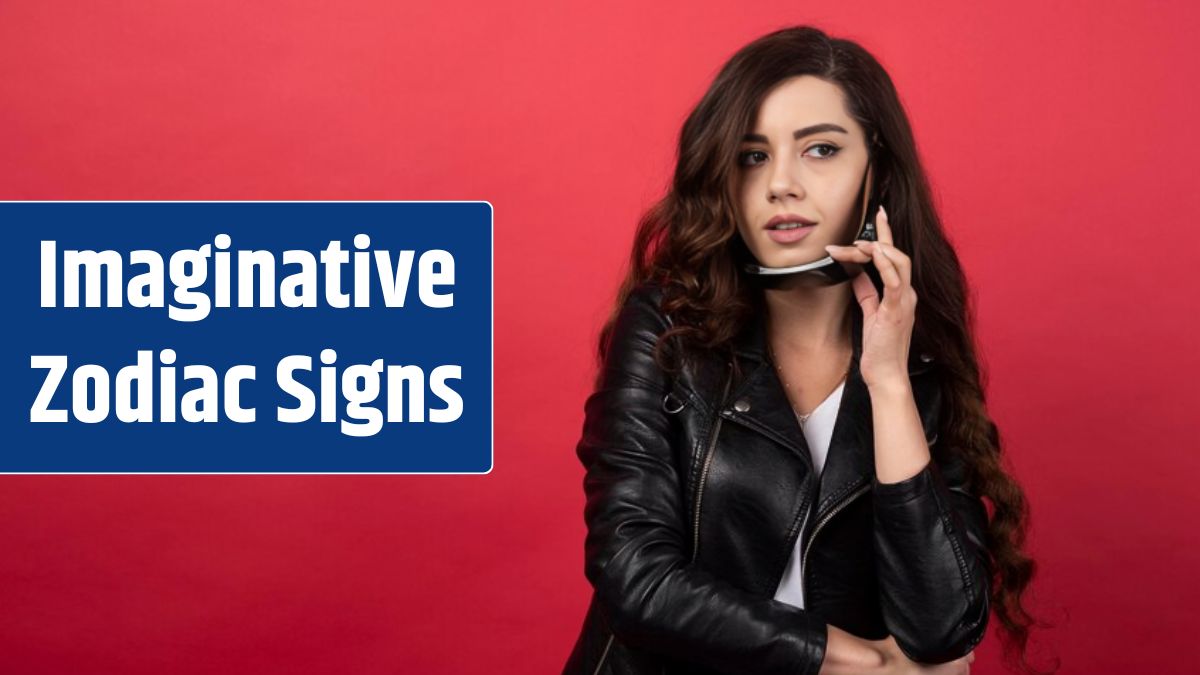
[691,365,733,563]
[800,482,871,601]
[592,633,614,675]
[785,497,812,593]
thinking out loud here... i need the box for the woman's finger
[876,241,911,287]
[851,265,879,319]
[875,205,894,245]
[873,207,914,288]
[871,244,904,309]
[825,245,871,263]
[849,241,912,299]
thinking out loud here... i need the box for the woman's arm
[577,284,828,675]
[868,383,991,665]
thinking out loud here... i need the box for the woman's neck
[763,280,854,354]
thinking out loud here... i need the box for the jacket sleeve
[577,284,829,675]
[871,430,992,664]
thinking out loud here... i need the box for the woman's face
[736,75,872,269]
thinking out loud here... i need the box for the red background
[2,1,1197,673]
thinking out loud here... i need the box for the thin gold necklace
[768,342,853,424]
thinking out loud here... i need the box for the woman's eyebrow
[741,123,849,143]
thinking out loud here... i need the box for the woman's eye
[738,144,840,168]
[738,150,768,167]
[805,143,840,159]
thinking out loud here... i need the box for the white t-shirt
[772,379,847,609]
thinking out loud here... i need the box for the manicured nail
[879,205,887,218]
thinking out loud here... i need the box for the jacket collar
[724,303,940,521]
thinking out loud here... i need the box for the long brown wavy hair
[593,25,1056,674]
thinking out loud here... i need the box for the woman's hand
[874,635,976,674]
[818,626,974,675]
[824,205,916,391]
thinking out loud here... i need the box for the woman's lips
[766,225,815,244]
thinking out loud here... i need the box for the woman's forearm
[868,379,930,485]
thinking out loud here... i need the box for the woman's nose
[768,154,804,201]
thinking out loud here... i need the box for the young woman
[564,25,1048,675]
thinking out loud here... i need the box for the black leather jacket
[563,280,991,675]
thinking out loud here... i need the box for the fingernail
[879,205,887,218]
